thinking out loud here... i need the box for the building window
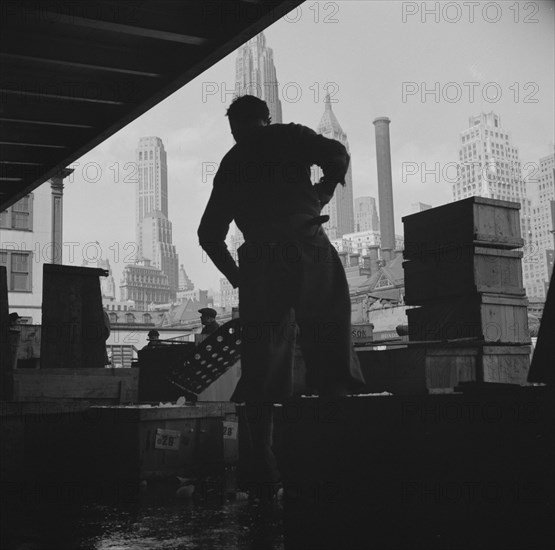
[0,195,33,231]
[109,313,118,324]
[126,313,135,324]
[0,250,32,291]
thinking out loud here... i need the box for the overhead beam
[0,89,126,105]
[0,117,94,129]
[24,9,209,45]
[0,52,162,78]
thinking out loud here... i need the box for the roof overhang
[0,0,304,210]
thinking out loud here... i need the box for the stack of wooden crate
[402,197,531,391]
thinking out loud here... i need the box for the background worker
[199,307,220,335]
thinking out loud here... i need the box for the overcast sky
[62,0,555,293]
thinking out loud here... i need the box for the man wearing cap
[143,329,161,349]
[197,95,365,500]
[199,307,220,336]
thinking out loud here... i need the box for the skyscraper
[312,94,355,239]
[354,197,380,232]
[529,152,554,299]
[235,32,283,124]
[134,136,179,300]
[452,112,533,296]
[141,212,179,294]
[136,137,168,254]
[219,222,243,310]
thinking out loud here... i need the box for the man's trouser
[231,219,365,403]
[231,217,365,488]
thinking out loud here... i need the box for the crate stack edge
[402,197,531,391]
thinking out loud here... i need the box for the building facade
[354,196,380,232]
[452,112,534,296]
[141,211,179,297]
[178,264,194,292]
[218,223,243,310]
[0,172,71,324]
[332,230,404,257]
[135,136,179,298]
[411,202,432,213]
[312,95,355,240]
[119,259,173,310]
[136,136,168,250]
[235,32,283,124]
[528,152,554,299]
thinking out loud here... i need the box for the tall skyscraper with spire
[136,137,168,253]
[312,95,355,239]
[129,136,179,302]
[452,112,533,296]
[235,32,282,124]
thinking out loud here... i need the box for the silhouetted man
[198,95,365,499]
[143,329,161,349]
[199,307,220,335]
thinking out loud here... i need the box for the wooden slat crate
[11,368,139,403]
[403,246,525,304]
[41,264,108,369]
[425,345,531,389]
[407,294,530,344]
[403,196,523,259]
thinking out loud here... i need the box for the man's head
[226,95,271,143]
[147,330,160,341]
[198,307,217,326]
[9,312,20,325]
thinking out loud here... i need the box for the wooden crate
[85,402,237,481]
[14,324,42,368]
[403,246,525,304]
[403,196,523,259]
[11,368,139,403]
[425,345,531,389]
[41,264,108,369]
[407,294,530,344]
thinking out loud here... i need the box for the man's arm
[197,166,240,289]
[294,124,351,205]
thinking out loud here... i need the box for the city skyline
[61,1,554,292]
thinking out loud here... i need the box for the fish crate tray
[407,294,530,344]
[138,319,242,402]
[403,196,523,259]
[403,246,525,304]
[425,345,531,389]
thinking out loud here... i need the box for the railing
[107,345,138,368]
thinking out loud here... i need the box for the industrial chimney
[373,117,395,262]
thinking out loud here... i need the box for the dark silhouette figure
[143,329,161,349]
[198,307,220,335]
[198,95,365,498]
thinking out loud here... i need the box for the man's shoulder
[267,122,316,135]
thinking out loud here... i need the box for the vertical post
[373,117,396,256]
[50,168,74,265]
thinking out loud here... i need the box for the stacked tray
[402,197,531,390]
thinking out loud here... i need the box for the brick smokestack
[373,117,395,259]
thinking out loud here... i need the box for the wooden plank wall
[12,368,139,403]
[40,264,107,369]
